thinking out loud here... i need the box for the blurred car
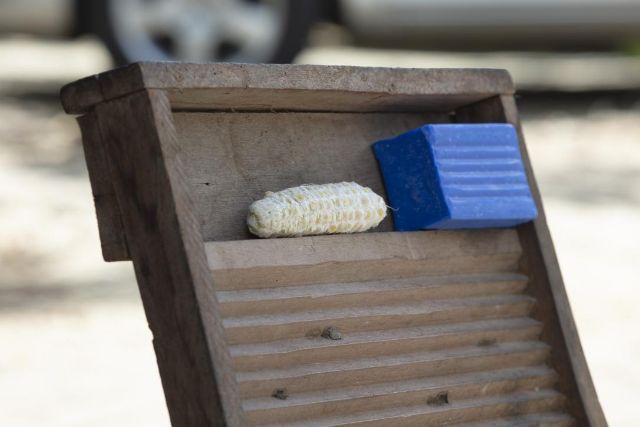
[2,0,640,65]
[340,0,640,51]
[0,0,319,64]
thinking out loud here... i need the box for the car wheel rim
[108,0,288,63]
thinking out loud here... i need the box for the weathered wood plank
[454,412,574,427]
[244,366,557,425]
[231,317,542,371]
[76,113,130,261]
[237,341,550,398]
[174,111,449,241]
[455,95,607,427]
[94,89,244,426]
[60,74,103,114]
[263,389,565,427]
[61,63,514,114]
[206,229,522,289]
[218,272,528,317]
[224,294,534,345]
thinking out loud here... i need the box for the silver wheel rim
[108,0,288,63]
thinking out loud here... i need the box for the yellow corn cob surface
[247,182,387,238]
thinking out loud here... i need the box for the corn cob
[247,182,387,238]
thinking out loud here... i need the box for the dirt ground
[1,42,639,427]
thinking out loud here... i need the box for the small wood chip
[321,326,343,340]
[478,337,498,347]
[427,391,449,406]
[272,388,288,400]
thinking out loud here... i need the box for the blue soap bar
[373,124,538,230]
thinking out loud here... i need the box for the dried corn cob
[247,182,387,238]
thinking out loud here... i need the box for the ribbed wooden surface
[207,230,572,426]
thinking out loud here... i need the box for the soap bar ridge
[373,123,538,230]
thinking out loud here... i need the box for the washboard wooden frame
[61,63,605,427]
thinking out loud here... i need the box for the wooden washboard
[61,63,606,427]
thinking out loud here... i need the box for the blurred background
[1,0,639,426]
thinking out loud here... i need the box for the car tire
[81,0,319,65]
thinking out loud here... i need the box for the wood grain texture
[237,341,550,398]
[94,89,244,426]
[76,113,129,261]
[60,74,103,114]
[243,366,557,425]
[206,230,522,289]
[217,272,528,316]
[224,294,535,345]
[230,317,542,371]
[61,63,514,114]
[174,112,449,241]
[261,389,565,427]
[455,95,606,427]
[455,412,574,427]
